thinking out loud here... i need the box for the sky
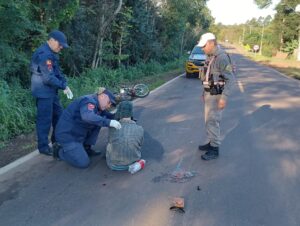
[207,0,281,25]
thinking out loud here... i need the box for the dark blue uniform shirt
[30,43,67,98]
[55,94,114,144]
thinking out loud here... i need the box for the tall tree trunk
[118,29,123,67]
[92,12,105,69]
[180,28,186,57]
[92,33,101,68]
[91,0,123,69]
[95,37,104,68]
[280,18,285,52]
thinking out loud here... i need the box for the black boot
[84,145,101,156]
[52,143,61,160]
[198,142,211,152]
[201,146,219,160]
[39,146,53,156]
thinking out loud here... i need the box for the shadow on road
[142,131,164,162]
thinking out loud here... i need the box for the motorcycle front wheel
[133,84,150,98]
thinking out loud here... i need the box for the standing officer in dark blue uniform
[53,88,122,169]
[30,30,73,156]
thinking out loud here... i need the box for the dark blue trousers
[84,127,101,146]
[58,142,90,168]
[36,96,63,152]
[56,127,101,168]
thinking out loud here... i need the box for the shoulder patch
[87,103,96,111]
[46,60,53,71]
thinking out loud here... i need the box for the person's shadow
[131,104,165,162]
[141,131,164,162]
[222,104,273,149]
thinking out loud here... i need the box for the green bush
[262,45,275,57]
[0,80,35,142]
[282,40,299,58]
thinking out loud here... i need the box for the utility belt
[202,81,225,95]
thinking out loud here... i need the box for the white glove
[64,86,73,99]
[109,120,122,130]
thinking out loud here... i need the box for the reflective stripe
[202,81,225,86]
[205,56,215,82]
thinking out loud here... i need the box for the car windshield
[191,46,204,55]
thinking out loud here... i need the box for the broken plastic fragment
[170,197,185,213]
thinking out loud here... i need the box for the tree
[0,1,41,83]
[124,0,162,63]
[254,0,300,55]
[273,0,300,52]
[157,0,212,59]
[90,0,123,69]
[112,6,133,67]
[30,0,79,30]
[254,0,273,9]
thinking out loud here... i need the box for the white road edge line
[0,73,185,175]
[237,80,244,93]
[267,66,300,83]
[150,73,185,94]
[0,150,39,176]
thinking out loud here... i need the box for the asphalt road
[1,47,300,226]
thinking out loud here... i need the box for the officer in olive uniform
[30,30,73,156]
[197,33,234,160]
[53,88,122,169]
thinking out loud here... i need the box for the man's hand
[109,120,122,130]
[64,86,73,99]
[218,98,226,110]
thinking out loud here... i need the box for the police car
[185,45,207,78]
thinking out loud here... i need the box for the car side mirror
[187,51,191,55]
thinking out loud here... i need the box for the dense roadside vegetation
[0,0,212,144]
[227,42,300,80]
[212,0,300,59]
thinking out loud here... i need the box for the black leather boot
[201,146,219,160]
[198,142,211,152]
[52,143,61,160]
[84,145,101,156]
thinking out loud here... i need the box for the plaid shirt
[106,119,144,170]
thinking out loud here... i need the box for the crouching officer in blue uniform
[30,30,73,156]
[197,33,234,160]
[53,88,122,169]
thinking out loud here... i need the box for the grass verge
[229,43,300,79]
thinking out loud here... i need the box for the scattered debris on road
[169,197,185,213]
[152,159,197,183]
